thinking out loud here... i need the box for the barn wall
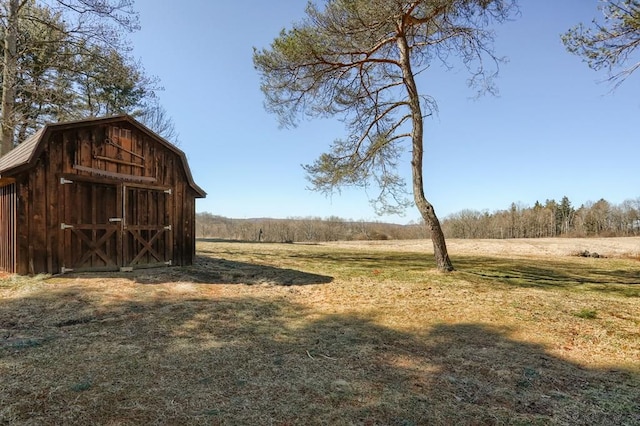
[14,152,61,275]
[48,134,64,273]
[15,174,30,275]
[30,158,48,274]
[172,181,198,266]
[0,182,17,273]
[183,187,198,265]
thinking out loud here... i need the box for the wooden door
[122,186,173,269]
[60,180,172,272]
[61,180,121,272]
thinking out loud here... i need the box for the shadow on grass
[0,290,638,425]
[454,256,640,296]
[283,248,640,295]
[287,250,435,273]
[168,255,333,286]
[55,255,333,287]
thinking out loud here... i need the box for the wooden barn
[0,115,206,275]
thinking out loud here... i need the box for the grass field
[1,238,639,425]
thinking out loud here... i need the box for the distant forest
[196,196,640,242]
[442,197,640,239]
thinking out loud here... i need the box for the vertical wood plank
[79,130,91,170]
[0,183,16,273]
[174,181,183,265]
[15,176,29,274]
[116,183,123,267]
[62,131,74,174]
[186,188,195,265]
[106,127,117,173]
[91,184,97,267]
[59,178,67,272]
[122,186,129,266]
[46,143,56,272]
[30,159,47,273]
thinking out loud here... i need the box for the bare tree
[254,0,517,271]
[135,100,180,145]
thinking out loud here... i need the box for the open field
[329,237,640,258]
[1,238,639,425]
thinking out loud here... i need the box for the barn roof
[0,115,206,197]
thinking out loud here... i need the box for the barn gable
[0,115,206,275]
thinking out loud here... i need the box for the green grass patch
[574,309,598,319]
[70,379,92,392]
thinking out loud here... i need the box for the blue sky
[130,1,639,224]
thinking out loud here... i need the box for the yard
[1,238,639,425]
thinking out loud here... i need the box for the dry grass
[1,239,639,425]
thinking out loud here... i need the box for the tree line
[197,196,640,242]
[441,197,640,239]
[195,213,425,243]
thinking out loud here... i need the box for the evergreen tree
[556,196,575,235]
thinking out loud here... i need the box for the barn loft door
[60,180,173,272]
[122,186,173,269]
[61,180,121,272]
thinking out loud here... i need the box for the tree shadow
[288,250,436,272]
[0,289,637,425]
[276,249,640,297]
[455,255,640,296]
[158,256,333,286]
[56,255,333,286]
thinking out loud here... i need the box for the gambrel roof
[0,115,205,197]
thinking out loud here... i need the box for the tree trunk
[1,0,20,156]
[397,31,454,272]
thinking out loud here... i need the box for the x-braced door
[60,180,173,272]
[60,179,121,272]
[122,186,173,269]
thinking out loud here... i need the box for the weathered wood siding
[0,182,16,273]
[9,120,200,275]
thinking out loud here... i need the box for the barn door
[122,186,173,269]
[60,181,172,272]
[61,180,121,272]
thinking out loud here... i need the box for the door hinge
[60,223,74,229]
[61,267,73,273]
[164,225,172,231]
[109,217,123,222]
[164,188,172,195]
[60,178,73,185]
[165,260,172,266]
